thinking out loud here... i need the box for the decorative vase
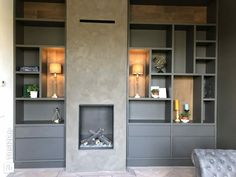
[30,91,38,98]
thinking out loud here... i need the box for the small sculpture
[153,54,167,73]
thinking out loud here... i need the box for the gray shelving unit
[14,0,66,168]
[127,0,217,166]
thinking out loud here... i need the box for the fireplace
[79,105,114,149]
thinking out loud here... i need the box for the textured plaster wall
[0,0,14,176]
[66,0,127,172]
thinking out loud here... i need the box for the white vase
[30,91,38,98]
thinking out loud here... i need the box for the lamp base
[52,93,58,98]
[175,110,180,123]
[134,93,141,98]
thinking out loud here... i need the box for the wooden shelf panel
[16,98,65,101]
[129,98,171,101]
[16,18,65,27]
[129,119,170,124]
[16,71,40,75]
[15,120,64,125]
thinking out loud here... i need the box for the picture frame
[151,86,160,98]
[159,88,167,98]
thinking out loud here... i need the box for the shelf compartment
[16,18,65,27]
[204,76,215,99]
[16,74,40,98]
[130,0,217,24]
[196,42,216,58]
[41,47,65,98]
[130,24,172,48]
[203,101,215,123]
[174,76,201,123]
[15,1,65,20]
[129,100,171,123]
[150,75,171,98]
[174,25,194,73]
[195,59,215,74]
[15,21,65,45]
[15,100,64,124]
[151,49,172,73]
[129,49,150,98]
[196,25,216,41]
[15,47,40,71]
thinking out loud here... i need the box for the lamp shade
[132,64,143,75]
[49,63,61,74]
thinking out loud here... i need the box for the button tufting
[210,159,215,164]
[219,159,225,164]
[227,166,232,171]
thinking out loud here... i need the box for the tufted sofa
[192,149,236,177]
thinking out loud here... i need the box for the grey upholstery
[192,149,236,177]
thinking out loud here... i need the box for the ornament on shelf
[180,103,191,123]
[153,54,167,73]
[174,99,180,122]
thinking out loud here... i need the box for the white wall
[0,0,14,176]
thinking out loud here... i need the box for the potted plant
[27,84,39,98]
[180,111,191,123]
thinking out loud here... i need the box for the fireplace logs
[80,128,112,148]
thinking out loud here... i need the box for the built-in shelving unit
[14,0,66,168]
[127,0,217,166]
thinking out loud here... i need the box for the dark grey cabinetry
[14,0,66,168]
[15,125,64,168]
[127,0,217,166]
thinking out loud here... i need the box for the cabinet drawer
[128,137,171,158]
[15,125,64,138]
[15,138,64,161]
[172,136,215,157]
[129,124,170,137]
[173,125,215,137]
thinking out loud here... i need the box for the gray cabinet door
[129,124,171,137]
[15,138,64,161]
[15,125,64,138]
[128,136,171,158]
[172,136,215,157]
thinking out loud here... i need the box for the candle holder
[174,99,180,122]
[175,110,180,122]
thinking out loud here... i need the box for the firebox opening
[79,104,114,150]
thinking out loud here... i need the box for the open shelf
[196,25,216,41]
[196,42,216,58]
[129,119,170,124]
[203,101,215,123]
[129,98,171,101]
[129,100,171,123]
[15,0,65,19]
[195,58,215,74]
[16,18,65,27]
[150,75,171,98]
[174,25,194,73]
[151,49,172,73]
[41,47,65,98]
[130,0,217,24]
[15,100,64,124]
[204,76,215,99]
[173,76,202,123]
[129,49,150,98]
[130,24,172,48]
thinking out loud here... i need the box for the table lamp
[132,64,143,98]
[49,63,61,98]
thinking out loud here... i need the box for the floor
[7,167,196,177]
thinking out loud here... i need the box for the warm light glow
[49,63,61,74]
[132,64,143,75]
